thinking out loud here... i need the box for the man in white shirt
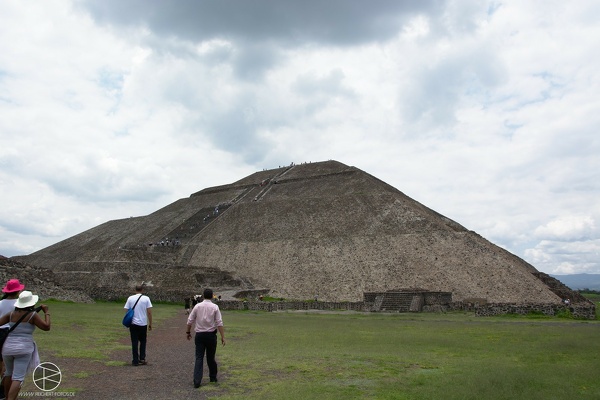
[124,285,152,366]
[186,288,225,388]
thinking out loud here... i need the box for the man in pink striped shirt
[186,288,226,388]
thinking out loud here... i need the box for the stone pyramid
[18,160,564,304]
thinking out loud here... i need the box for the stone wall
[0,256,93,303]
[363,290,453,312]
[216,296,596,320]
[424,292,453,305]
[218,290,454,313]
[532,272,590,303]
[449,301,596,319]
[218,300,365,312]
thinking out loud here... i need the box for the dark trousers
[129,324,148,364]
[194,331,218,385]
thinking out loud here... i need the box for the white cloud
[525,239,600,275]
[535,216,596,241]
[524,214,599,274]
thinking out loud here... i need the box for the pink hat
[2,279,25,293]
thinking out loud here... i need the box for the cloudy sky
[1,1,598,276]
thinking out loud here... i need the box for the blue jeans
[129,324,147,364]
[194,331,218,385]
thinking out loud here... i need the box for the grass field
[31,301,600,399]
[582,293,600,304]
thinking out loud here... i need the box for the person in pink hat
[0,279,25,393]
[0,279,25,319]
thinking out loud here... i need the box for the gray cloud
[231,43,281,81]
[79,0,445,80]
[206,102,269,164]
[292,69,354,98]
[79,0,443,45]
[401,45,508,128]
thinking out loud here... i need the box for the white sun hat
[15,291,39,308]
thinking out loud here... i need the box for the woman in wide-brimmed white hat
[0,290,50,400]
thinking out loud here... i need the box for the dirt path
[55,311,228,399]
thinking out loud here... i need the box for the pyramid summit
[17,160,581,307]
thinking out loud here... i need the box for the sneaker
[139,360,147,365]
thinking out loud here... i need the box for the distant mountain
[551,274,600,291]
